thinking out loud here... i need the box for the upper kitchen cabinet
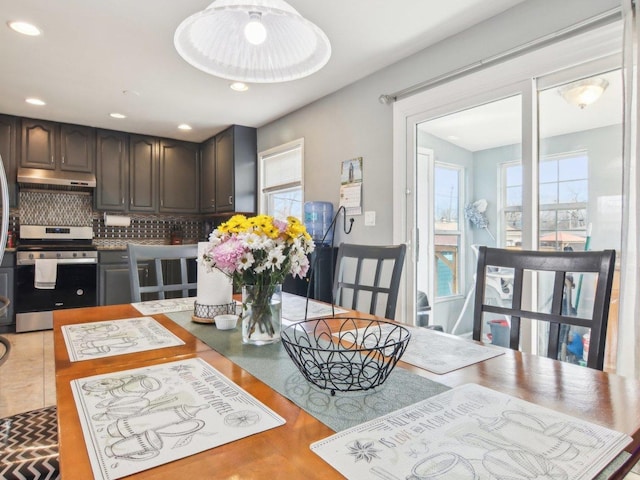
[0,115,19,207]
[129,135,158,212]
[20,118,95,173]
[214,125,257,213]
[159,139,199,213]
[200,136,216,213]
[96,129,128,211]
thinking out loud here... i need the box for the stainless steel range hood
[17,167,96,188]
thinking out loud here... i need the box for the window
[539,152,588,250]
[259,139,304,220]
[434,164,462,297]
[502,161,523,247]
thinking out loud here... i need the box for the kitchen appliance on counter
[15,225,98,332]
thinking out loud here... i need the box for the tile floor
[0,330,56,418]
[1,330,639,479]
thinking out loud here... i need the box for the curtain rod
[378,7,622,104]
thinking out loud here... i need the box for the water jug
[304,201,333,246]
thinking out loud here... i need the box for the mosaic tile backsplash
[20,191,93,226]
[16,191,208,248]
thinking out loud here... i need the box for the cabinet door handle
[61,155,65,164]
[122,197,125,205]
[228,195,233,205]
[51,155,54,164]
[211,199,215,207]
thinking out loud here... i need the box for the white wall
[257,0,620,247]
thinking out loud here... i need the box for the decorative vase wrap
[241,283,282,345]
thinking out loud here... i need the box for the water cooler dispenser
[283,202,337,303]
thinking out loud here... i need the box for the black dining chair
[472,246,616,370]
[127,244,198,302]
[332,243,406,320]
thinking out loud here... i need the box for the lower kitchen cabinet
[0,252,15,331]
[98,251,150,305]
[99,250,196,305]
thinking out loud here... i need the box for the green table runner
[166,312,633,478]
[167,312,450,432]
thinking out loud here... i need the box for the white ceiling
[0,0,526,143]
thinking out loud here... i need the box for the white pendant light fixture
[174,0,331,83]
[558,77,609,109]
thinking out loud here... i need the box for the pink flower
[211,237,246,274]
[273,219,287,234]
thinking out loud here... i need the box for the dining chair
[332,243,406,320]
[472,246,616,370]
[127,244,198,302]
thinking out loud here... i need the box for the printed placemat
[311,383,632,480]
[71,357,285,480]
[62,317,185,362]
[131,297,196,315]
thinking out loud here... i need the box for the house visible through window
[434,164,462,297]
[259,139,304,220]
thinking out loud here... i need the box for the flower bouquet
[201,214,315,344]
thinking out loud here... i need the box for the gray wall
[257,0,619,246]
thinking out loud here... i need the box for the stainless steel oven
[15,226,98,332]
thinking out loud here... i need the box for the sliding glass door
[394,25,623,366]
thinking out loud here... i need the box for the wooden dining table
[53,302,640,479]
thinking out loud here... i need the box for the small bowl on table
[214,314,238,330]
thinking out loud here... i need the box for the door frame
[392,22,621,327]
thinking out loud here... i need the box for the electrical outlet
[364,211,376,226]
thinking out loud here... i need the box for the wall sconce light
[558,77,609,109]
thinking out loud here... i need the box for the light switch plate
[364,211,376,226]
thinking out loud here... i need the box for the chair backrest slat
[127,244,198,303]
[332,243,406,320]
[472,246,615,370]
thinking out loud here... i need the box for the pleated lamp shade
[174,0,332,83]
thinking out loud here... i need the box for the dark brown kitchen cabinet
[99,251,148,305]
[159,139,199,213]
[20,118,95,173]
[199,136,216,213]
[129,135,158,212]
[213,125,257,213]
[96,130,128,211]
[0,252,15,332]
[0,115,19,207]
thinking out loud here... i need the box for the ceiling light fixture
[109,113,127,119]
[178,124,192,131]
[230,82,249,92]
[174,0,331,83]
[25,98,45,106]
[558,77,609,109]
[8,21,41,36]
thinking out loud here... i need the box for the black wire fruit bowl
[281,317,411,395]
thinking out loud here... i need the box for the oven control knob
[72,252,77,258]
[28,253,34,260]
[56,253,61,258]
[39,253,45,259]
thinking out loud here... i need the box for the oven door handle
[16,258,98,266]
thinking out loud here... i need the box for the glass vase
[241,283,282,345]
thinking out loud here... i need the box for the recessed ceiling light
[25,98,45,106]
[230,82,249,92]
[110,113,127,119]
[8,21,41,36]
[178,124,192,131]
